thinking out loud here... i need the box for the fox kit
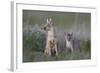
[64,32,74,53]
[42,18,58,56]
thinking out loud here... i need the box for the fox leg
[54,44,58,56]
[70,46,74,53]
[48,47,51,56]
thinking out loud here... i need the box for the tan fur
[43,18,58,56]
[44,39,58,56]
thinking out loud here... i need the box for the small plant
[80,40,91,52]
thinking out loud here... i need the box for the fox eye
[44,27,46,30]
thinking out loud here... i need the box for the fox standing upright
[42,18,58,56]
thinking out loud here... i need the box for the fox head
[42,18,53,31]
[64,32,73,41]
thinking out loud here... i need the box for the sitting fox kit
[64,32,74,53]
[42,18,58,56]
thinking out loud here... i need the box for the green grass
[23,49,91,62]
[23,31,91,62]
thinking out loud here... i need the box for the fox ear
[47,18,49,23]
[70,32,73,36]
[49,18,52,22]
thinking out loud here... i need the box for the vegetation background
[23,10,91,62]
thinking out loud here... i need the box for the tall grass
[23,31,91,62]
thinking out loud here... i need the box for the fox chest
[66,41,73,48]
[47,31,54,41]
